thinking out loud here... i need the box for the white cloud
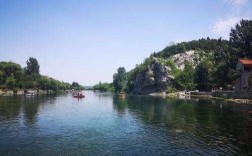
[211,16,251,38]
[211,17,240,38]
[225,0,248,6]
[211,0,251,38]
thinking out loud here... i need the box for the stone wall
[212,91,252,99]
[190,91,212,96]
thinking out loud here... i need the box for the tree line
[0,57,83,93]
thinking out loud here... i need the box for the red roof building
[239,59,252,69]
[236,58,252,90]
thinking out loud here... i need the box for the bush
[13,87,18,94]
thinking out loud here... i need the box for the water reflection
[0,93,252,155]
[113,95,252,155]
[0,95,57,125]
[0,96,21,120]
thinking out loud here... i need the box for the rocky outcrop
[133,58,176,94]
[170,50,200,70]
[132,50,201,94]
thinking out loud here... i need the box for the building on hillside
[235,58,252,90]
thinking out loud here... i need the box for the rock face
[132,50,200,94]
[133,58,175,94]
[170,50,199,70]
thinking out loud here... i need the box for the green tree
[0,70,4,85]
[24,57,40,75]
[230,19,252,58]
[175,62,196,90]
[93,82,114,92]
[212,61,230,88]
[72,81,80,88]
[39,76,51,91]
[113,67,127,92]
[5,74,16,90]
[194,62,210,91]
[0,62,24,81]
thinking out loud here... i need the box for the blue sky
[0,0,251,85]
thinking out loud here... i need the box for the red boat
[73,93,85,98]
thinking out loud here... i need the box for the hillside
[94,20,252,94]
[125,51,200,94]
[111,20,252,94]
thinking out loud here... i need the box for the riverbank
[0,89,66,96]
[149,91,252,104]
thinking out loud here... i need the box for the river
[0,91,252,155]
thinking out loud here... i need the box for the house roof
[239,58,252,68]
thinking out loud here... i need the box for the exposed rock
[132,50,202,94]
[133,58,176,94]
[170,50,200,70]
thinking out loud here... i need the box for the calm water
[0,91,252,155]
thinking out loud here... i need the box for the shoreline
[0,89,65,96]
[150,91,252,104]
[2,89,252,104]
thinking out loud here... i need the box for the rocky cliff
[133,58,176,94]
[170,50,200,70]
[132,50,200,94]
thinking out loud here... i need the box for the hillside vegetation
[0,57,83,94]
[93,19,252,94]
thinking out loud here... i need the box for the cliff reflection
[113,96,252,154]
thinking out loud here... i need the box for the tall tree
[175,62,196,90]
[194,62,209,91]
[113,67,127,92]
[24,57,40,75]
[230,19,252,58]
[72,82,80,88]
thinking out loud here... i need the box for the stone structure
[212,91,252,99]
[235,59,252,90]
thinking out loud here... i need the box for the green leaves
[194,61,210,91]
[113,67,127,93]
[93,82,114,92]
[230,19,252,58]
[174,62,196,90]
[24,57,40,75]
[0,58,72,91]
[5,74,16,90]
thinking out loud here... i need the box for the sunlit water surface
[0,91,252,155]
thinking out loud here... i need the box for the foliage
[118,20,252,92]
[113,67,127,92]
[174,61,196,90]
[73,82,84,90]
[0,61,24,84]
[24,57,40,75]
[230,19,252,58]
[194,61,210,91]
[71,81,84,90]
[157,38,230,58]
[0,58,75,92]
[5,74,16,89]
[93,82,114,92]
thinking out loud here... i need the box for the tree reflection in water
[0,95,57,125]
[113,95,252,155]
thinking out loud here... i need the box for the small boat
[73,93,85,98]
